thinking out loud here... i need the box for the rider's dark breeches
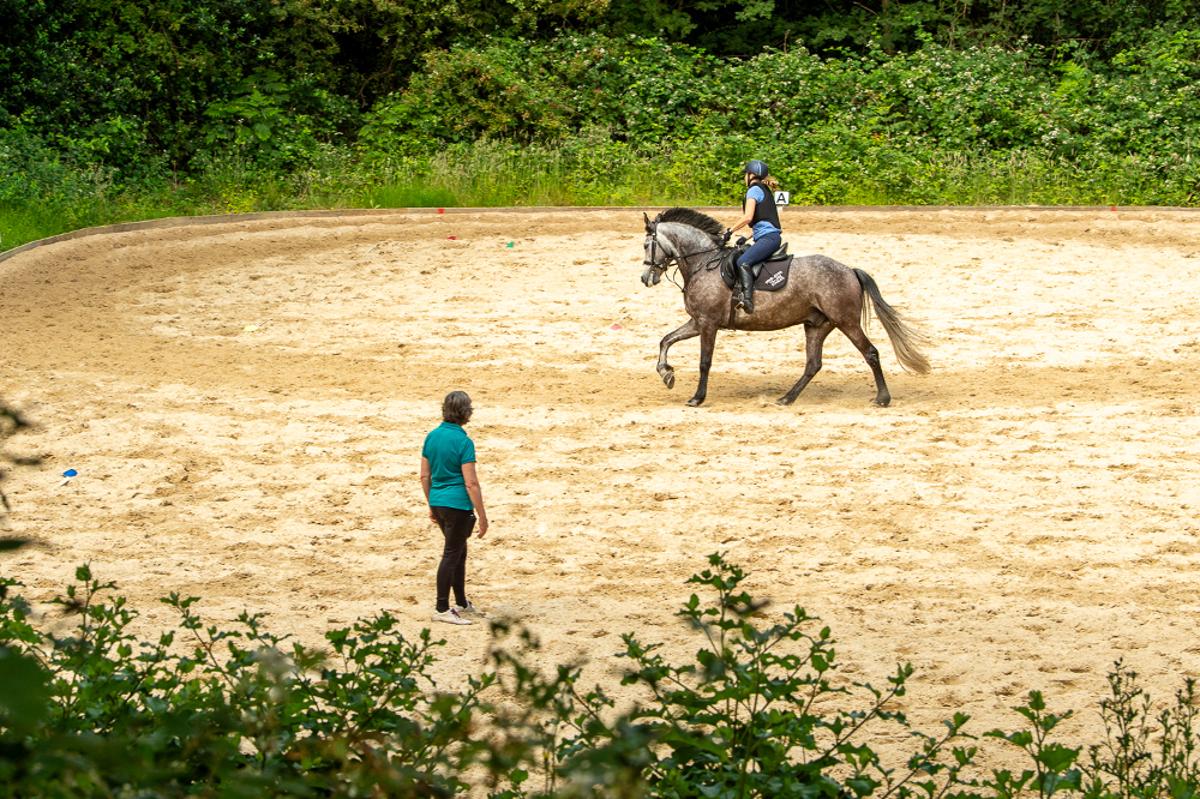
[735,232,782,272]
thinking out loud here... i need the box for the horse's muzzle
[641,265,662,287]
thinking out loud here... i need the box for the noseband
[643,227,674,276]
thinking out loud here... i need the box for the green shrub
[359,34,723,157]
[0,127,116,208]
[200,70,357,172]
[552,553,977,797]
[0,567,503,796]
[359,40,575,155]
[2,554,960,797]
[3,549,1200,796]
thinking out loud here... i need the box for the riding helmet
[744,159,769,178]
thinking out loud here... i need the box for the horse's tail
[853,268,931,375]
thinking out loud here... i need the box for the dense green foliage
[2,551,1198,797]
[2,0,1200,250]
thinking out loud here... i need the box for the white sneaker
[431,608,472,625]
[455,601,484,618]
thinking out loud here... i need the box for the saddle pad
[755,256,792,291]
[719,253,793,292]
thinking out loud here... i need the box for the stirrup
[740,289,755,313]
[736,264,756,313]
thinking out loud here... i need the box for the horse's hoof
[662,371,675,390]
[686,397,704,407]
[874,396,891,407]
[776,395,795,406]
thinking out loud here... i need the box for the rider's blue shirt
[746,185,782,239]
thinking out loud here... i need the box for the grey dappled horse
[641,208,930,407]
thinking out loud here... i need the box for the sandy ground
[2,206,1199,770]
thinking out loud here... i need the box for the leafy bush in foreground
[1,552,1198,797]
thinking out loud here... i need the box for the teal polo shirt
[422,422,476,511]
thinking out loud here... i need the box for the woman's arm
[420,457,436,522]
[461,461,489,538]
[731,196,757,233]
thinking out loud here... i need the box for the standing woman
[727,159,783,314]
[421,390,490,625]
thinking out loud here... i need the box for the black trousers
[431,506,475,612]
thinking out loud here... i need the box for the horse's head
[641,212,673,287]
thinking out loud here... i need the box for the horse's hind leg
[657,318,699,390]
[839,322,891,407]
[778,318,835,405]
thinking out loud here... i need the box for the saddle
[718,242,793,293]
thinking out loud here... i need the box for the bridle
[643,223,726,290]
[642,227,669,270]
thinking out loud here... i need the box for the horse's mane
[656,207,725,240]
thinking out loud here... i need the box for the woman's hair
[442,390,473,424]
[757,175,781,191]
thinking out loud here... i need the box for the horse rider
[727,160,783,314]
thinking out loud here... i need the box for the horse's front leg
[657,318,699,390]
[687,323,719,407]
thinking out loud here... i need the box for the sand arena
[2,206,1199,759]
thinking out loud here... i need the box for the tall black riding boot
[737,264,756,313]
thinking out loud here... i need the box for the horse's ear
[643,212,653,232]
